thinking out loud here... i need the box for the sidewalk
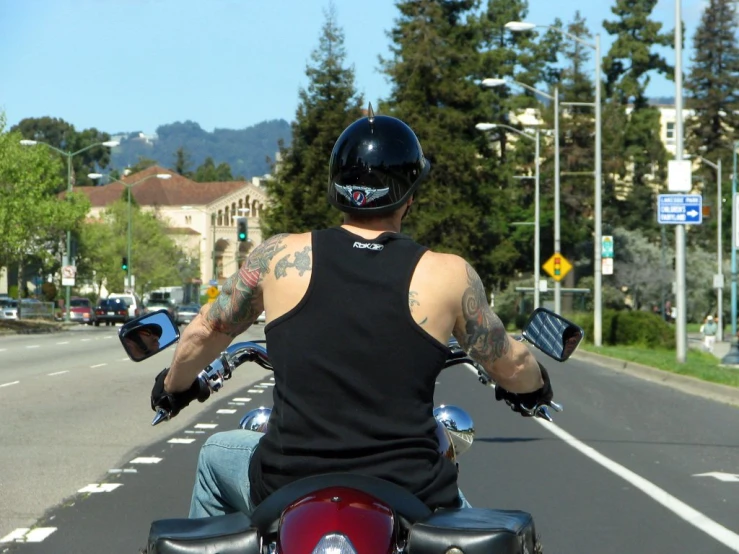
[687,332,731,359]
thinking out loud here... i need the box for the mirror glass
[521,308,584,362]
[118,310,180,362]
[433,405,475,456]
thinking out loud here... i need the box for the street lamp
[20,138,119,322]
[483,77,566,314]
[88,172,171,292]
[505,21,603,346]
[693,155,724,342]
[476,122,542,309]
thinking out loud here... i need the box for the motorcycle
[119,307,584,554]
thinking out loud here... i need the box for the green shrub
[514,313,529,331]
[564,309,674,348]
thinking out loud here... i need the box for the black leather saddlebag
[146,512,260,554]
[407,508,541,554]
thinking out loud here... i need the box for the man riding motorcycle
[151,108,554,518]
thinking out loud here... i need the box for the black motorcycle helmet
[327,105,431,216]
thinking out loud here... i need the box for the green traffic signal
[121,257,128,271]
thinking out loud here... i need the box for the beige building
[77,165,268,289]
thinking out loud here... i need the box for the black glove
[495,364,553,417]
[151,368,210,418]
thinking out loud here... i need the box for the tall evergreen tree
[685,0,739,248]
[262,4,363,236]
[172,147,193,177]
[602,0,673,238]
[380,0,520,289]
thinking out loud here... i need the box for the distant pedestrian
[700,315,718,353]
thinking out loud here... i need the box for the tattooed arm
[451,262,543,393]
[164,234,288,393]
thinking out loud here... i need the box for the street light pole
[476,122,542,309]
[674,0,688,363]
[89,172,171,293]
[481,79,561,312]
[20,138,119,321]
[504,22,603,344]
[697,156,723,341]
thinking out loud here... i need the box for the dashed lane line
[26,345,40,349]
[0,381,20,388]
[48,371,69,376]
[0,527,57,543]
[90,363,107,368]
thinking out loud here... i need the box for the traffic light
[121,257,128,271]
[237,218,247,242]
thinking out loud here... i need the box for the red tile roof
[63,166,248,207]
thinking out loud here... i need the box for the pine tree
[685,0,739,249]
[602,0,673,238]
[379,0,531,288]
[261,4,363,236]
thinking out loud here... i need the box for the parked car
[145,299,176,317]
[107,293,143,319]
[69,297,95,325]
[174,303,201,326]
[0,299,17,320]
[94,298,130,326]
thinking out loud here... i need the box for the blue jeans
[189,429,472,518]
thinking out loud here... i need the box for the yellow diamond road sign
[543,253,572,282]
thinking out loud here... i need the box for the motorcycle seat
[250,472,433,535]
[146,512,259,554]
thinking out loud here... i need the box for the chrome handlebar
[152,338,562,425]
[151,341,272,426]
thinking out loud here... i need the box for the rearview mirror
[118,310,180,362]
[521,308,584,362]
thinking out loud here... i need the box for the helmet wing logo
[334,184,390,207]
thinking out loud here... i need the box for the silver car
[175,303,201,326]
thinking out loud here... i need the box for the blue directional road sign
[657,194,703,225]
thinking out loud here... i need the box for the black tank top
[248,227,459,508]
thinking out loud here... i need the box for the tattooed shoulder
[205,233,289,337]
[457,262,509,365]
[275,245,312,279]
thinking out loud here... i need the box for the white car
[108,293,144,319]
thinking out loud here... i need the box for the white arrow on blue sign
[657,194,703,225]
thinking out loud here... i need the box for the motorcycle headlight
[311,533,357,554]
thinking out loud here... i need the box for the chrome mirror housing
[433,405,475,456]
[239,407,272,433]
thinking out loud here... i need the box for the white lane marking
[535,419,739,551]
[56,341,70,345]
[228,402,246,406]
[270,377,275,381]
[694,472,739,482]
[195,423,218,429]
[168,438,196,444]
[0,381,20,388]
[48,371,69,376]
[185,430,206,434]
[25,527,57,542]
[0,527,57,543]
[247,389,264,393]
[78,483,123,493]
[232,397,251,402]
[218,409,238,414]
[26,345,40,349]
[130,457,162,464]
[81,339,91,342]
[103,336,112,340]
[108,468,137,474]
[0,529,30,543]
[119,357,131,362]
[256,384,269,388]
[0,348,6,352]
[90,363,107,368]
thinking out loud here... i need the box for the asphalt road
[1,327,738,553]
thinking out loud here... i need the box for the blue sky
[0,0,706,135]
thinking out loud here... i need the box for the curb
[572,349,739,408]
